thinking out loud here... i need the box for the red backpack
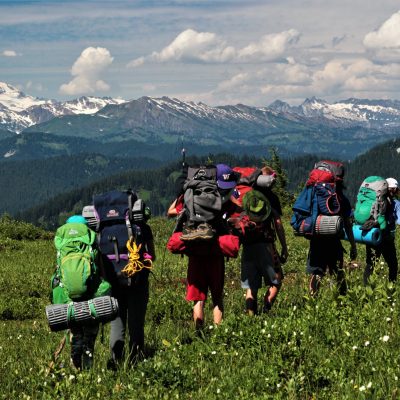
[230,167,261,216]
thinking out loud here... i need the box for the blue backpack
[291,161,342,237]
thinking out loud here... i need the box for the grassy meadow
[1,214,400,399]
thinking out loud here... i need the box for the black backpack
[93,190,149,287]
[179,165,222,241]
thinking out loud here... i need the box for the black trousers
[70,323,99,370]
[110,270,149,363]
[364,236,398,284]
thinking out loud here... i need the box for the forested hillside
[0,153,164,215]
[13,137,400,228]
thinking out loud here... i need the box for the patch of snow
[4,149,16,158]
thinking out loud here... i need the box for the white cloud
[127,28,300,67]
[237,29,300,61]
[216,73,250,91]
[2,50,17,57]
[59,47,113,96]
[210,56,400,105]
[364,11,400,49]
[26,81,44,92]
[312,59,390,94]
[128,29,235,67]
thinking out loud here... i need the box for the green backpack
[354,176,388,230]
[51,222,111,304]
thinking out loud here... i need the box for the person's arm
[167,198,179,218]
[272,209,288,263]
[142,224,156,262]
[167,194,184,218]
[146,239,156,262]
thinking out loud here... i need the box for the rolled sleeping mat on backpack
[45,296,119,332]
[82,205,98,230]
[344,225,382,246]
[314,215,343,236]
[256,174,275,188]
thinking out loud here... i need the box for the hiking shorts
[241,242,282,290]
[186,253,225,303]
[306,236,344,276]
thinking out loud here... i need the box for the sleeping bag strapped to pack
[93,190,152,287]
[354,176,388,231]
[180,165,222,241]
[291,160,344,237]
[51,221,111,305]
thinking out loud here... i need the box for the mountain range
[1,81,400,160]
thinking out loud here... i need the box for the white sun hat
[386,177,398,189]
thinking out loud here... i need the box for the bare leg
[193,300,205,329]
[245,289,258,315]
[213,304,223,324]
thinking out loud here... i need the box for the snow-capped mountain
[0,82,126,132]
[269,96,400,128]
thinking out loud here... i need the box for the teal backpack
[51,221,111,304]
[354,176,388,230]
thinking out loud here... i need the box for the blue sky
[1,0,399,105]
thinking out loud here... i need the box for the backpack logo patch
[106,209,120,218]
[68,229,79,235]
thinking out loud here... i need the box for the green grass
[1,216,400,399]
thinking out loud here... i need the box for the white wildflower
[359,385,366,392]
[97,377,101,384]
[261,329,266,334]
[211,351,216,355]
[69,375,75,381]
[364,341,370,346]
[217,389,221,394]
[386,317,391,322]
[367,382,372,388]
[352,345,358,350]
[382,335,390,342]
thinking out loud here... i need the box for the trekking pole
[46,330,69,375]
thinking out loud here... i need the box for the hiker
[188,164,239,328]
[291,161,357,295]
[92,190,155,368]
[309,169,356,295]
[363,177,400,284]
[228,166,288,314]
[167,163,239,329]
[50,215,110,370]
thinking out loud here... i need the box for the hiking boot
[180,224,197,241]
[181,223,215,241]
[194,223,215,240]
[262,301,272,314]
[106,358,118,371]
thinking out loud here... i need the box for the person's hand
[280,248,289,264]
[350,245,357,261]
